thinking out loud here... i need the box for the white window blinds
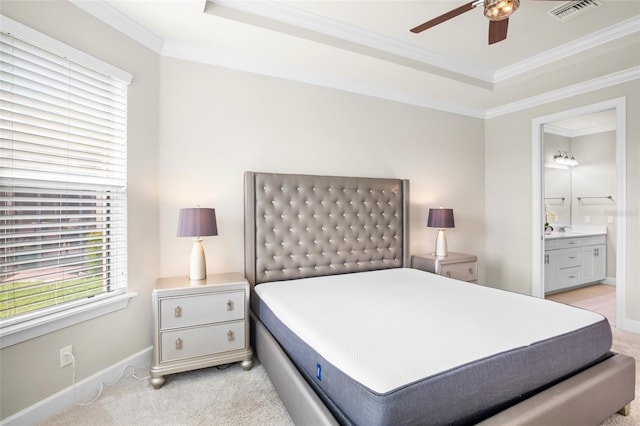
[0,29,129,322]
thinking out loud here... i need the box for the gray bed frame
[244,171,635,425]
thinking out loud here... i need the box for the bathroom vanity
[544,230,607,294]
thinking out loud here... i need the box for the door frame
[531,97,632,331]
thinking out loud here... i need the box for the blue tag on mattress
[316,363,322,381]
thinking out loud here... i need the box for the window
[0,17,132,346]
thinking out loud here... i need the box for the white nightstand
[150,272,253,389]
[411,252,478,283]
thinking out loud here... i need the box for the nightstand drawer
[411,252,478,283]
[160,321,246,363]
[160,291,245,329]
[440,261,477,281]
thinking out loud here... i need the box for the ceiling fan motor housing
[484,0,520,20]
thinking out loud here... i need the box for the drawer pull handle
[174,306,182,317]
[227,330,235,341]
[175,338,183,350]
[569,275,576,279]
[569,256,576,259]
[226,300,234,311]
[446,271,451,278]
[468,267,473,275]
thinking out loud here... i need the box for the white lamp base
[189,238,207,280]
[434,229,448,257]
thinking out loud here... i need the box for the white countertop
[544,225,607,240]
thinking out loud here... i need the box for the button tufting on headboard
[244,172,409,285]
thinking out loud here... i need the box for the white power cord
[67,352,150,406]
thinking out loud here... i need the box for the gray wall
[156,57,486,280]
[485,83,640,324]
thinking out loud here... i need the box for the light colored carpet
[43,361,294,426]
[44,284,637,425]
[548,285,639,426]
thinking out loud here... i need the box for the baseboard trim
[602,277,616,286]
[618,317,640,334]
[1,346,152,426]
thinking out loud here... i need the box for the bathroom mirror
[542,109,617,229]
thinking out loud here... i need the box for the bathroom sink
[546,231,581,239]
[545,231,602,239]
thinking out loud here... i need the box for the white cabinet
[581,244,606,284]
[544,250,560,292]
[544,235,606,294]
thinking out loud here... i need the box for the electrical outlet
[60,345,73,368]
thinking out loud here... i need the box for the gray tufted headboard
[244,171,410,286]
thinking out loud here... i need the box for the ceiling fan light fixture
[484,0,520,21]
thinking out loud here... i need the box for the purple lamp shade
[177,208,218,238]
[427,208,455,229]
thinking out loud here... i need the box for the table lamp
[177,207,218,280]
[427,207,455,257]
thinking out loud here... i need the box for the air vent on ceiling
[547,0,602,22]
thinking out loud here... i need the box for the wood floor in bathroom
[546,284,616,326]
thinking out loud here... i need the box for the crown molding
[210,1,639,85]
[494,16,640,82]
[69,0,165,54]
[209,0,494,84]
[162,40,486,119]
[485,66,640,119]
[544,123,617,138]
[65,1,640,119]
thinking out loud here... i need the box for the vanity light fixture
[553,151,579,167]
[177,207,218,280]
[427,207,455,257]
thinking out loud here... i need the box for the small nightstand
[412,252,478,283]
[150,272,253,389]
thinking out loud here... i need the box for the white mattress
[254,267,606,394]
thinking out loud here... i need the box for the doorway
[531,97,629,331]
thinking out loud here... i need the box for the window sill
[0,292,137,349]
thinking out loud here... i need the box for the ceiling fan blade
[410,1,477,33]
[488,19,509,45]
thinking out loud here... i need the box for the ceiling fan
[410,0,564,45]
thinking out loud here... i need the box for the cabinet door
[544,251,560,293]
[582,244,606,283]
[593,244,606,280]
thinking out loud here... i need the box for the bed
[244,171,635,425]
